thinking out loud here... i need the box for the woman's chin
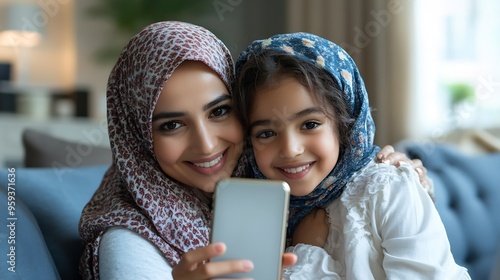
[191,179,218,194]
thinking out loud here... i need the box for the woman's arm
[99,227,173,280]
[99,227,297,280]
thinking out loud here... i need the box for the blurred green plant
[87,0,211,62]
[448,82,475,107]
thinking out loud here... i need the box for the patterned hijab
[78,21,244,279]
[235,32,380,237]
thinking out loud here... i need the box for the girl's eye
[301,121,320,130]
[256,130,276,139]
[160,121,183,132]
[210,105,231,118]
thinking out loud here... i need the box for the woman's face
[249,77,340,196]
[152,61,244,193]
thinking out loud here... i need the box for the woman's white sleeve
[99,227,174,280]
[283,244,341,280]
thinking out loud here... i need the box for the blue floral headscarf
[236,32,380,237]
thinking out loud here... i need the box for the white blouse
[283,161,471,280]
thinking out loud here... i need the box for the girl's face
[249,77,340,196]
[152,61,244,193]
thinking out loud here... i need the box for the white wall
[73,0,116,119]
[0,0,118,119]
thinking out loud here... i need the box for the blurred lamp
[0,3,42,47]
[0,3,46,118]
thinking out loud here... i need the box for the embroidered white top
[283,161,471,280]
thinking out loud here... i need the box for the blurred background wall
[0,0,75,90]
[1,0,499,149]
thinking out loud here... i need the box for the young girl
[234,32,470,279]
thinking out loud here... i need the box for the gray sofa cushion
[400,143,500,280]
[0,165,108,280]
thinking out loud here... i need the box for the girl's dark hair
[233,49,354,152]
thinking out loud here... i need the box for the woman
[78,21,431,279]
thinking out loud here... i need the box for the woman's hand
[172,243,297,280]
[172,243,253,280]
[291,208,329,247]
[377,145,435,201]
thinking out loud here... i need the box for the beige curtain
[285,0,415,146]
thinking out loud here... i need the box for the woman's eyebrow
[152,111,184,122]
[152,94,231,122]
[203,94,231,111]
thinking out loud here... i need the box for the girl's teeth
[193,154,223,168]
[283,164,309,174]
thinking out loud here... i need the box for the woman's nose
[191,122,216,154]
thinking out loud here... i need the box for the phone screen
[210,178,290,279]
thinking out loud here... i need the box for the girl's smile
[276,162,314,180]
[249,77,340,196]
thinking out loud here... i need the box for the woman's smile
[188,150,226,175]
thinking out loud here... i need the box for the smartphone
[210,178,290,279]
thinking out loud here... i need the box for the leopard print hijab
[78,21,242,279]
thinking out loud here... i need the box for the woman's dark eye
[211,105,231,118]
[256,130,276,139]
[302,121,320,130]
[161,121,182,131]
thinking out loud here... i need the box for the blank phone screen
[210,179,290,279]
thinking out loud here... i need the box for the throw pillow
[22,128,112,168]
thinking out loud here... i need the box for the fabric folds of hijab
[78,21,243,279]
[235,32,381,237]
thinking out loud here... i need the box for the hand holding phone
[210,178,290,279]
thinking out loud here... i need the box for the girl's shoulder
[341,160,421,204]
[351,160,419,187]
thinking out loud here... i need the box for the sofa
[397,140,500,280]
[0,129,111,280]
[1,128,500,280]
